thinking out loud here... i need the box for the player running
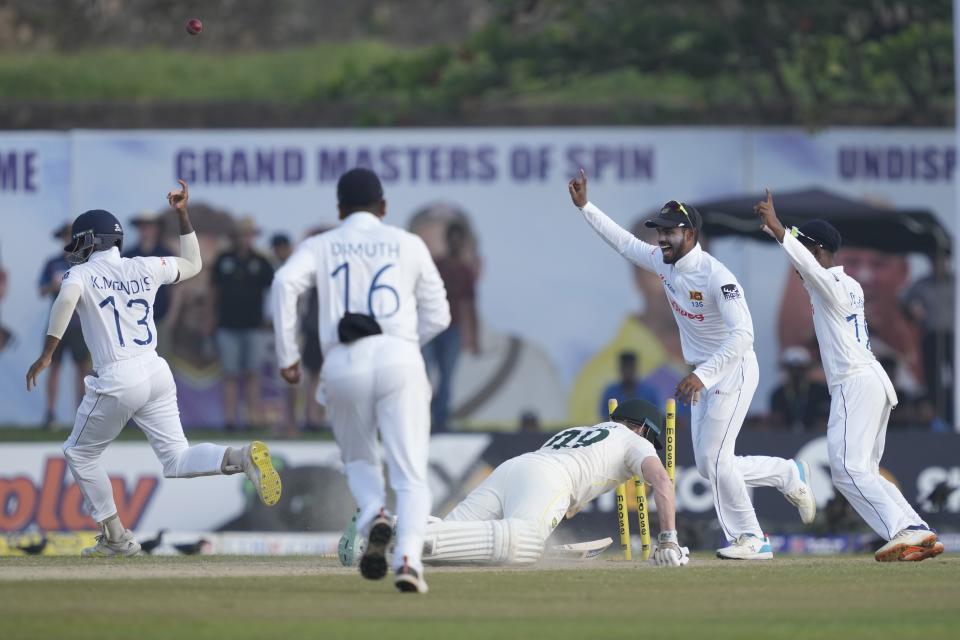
[25,180,282,558]
[272,168,450,593]
[568,170,814,560]
[754,190,943,562]
[431,398,687,567]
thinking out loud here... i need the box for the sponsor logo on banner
[0,457,158,532]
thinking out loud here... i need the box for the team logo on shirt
[689,290,703,301]
[721,283,741,300]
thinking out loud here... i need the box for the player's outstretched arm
[26,284,81,390]
[641,456,690,567]
[567,169,660,273]
[166,179,202,282]
[754,189,844,305]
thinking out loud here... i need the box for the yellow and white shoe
[81,529,141,558]
[875,526,938,562]
[243,441,282,506]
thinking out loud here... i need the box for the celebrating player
[754,190,943,562]
[436,398,686,566]
[568,170,814,560]
[271,168,450,593]
[25,180,282,557]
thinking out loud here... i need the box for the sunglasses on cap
[663,200,695,228]
[791,226,824,248]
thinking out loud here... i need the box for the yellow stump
[608,398,633,560]
[615,482,631,561]
[634,476,652,560]
[665,398,676,487]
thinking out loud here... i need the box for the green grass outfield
[1,555,957,640]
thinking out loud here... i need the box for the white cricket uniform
[59,247,226,523]
[578,202,799,540]
[272,212,450,573]
[780,231,926,539]
[445,423,659,539]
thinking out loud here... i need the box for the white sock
[102,514,125,541]
[221,446,244,475]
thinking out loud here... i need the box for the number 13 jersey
[61,247,178,371]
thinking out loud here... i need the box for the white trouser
[62,353,226,523]
[691,351,796,541]
[323,335,432,573]
[444,454,571,541]
[827,363,926,540]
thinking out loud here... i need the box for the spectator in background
[421,219,479,431]
[270,233,293,266]
[123,211,175,322]
[38,222,92,428]
[914,395,950,433]
[768,346,830,432]
[409,203,567,430]
[598,351,659,420]
[518,410,541,433]
[900,252,954,423]
[211,216,274,431]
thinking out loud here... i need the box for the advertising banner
[2,432,956,547]
[0,128,954,430]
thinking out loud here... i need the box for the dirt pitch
[1,554,957,640]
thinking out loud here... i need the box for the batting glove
[652,530,690,567]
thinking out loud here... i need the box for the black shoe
[359,510,392,580]
[394,557,428,594]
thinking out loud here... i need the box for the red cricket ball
[186,18,203,35]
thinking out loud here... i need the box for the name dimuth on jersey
[331,241,401,259]
[89,275,154,295]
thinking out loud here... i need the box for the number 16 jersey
[272,212,450,366]
[61,247,179,371]
[528,423,658,516]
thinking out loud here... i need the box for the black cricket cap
[611,398,664,449]
[796,219,841,253]
[644,200,702,230]
[337,168,384,208]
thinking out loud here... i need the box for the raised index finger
[765,187,772,203]
[178,179,189,198]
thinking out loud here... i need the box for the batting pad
[422,518,544,565]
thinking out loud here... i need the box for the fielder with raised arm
[25,181,282,557]
[433,399,686,567]
[754,191,943,562]
[568,170,814,560]
[272,168,450,593]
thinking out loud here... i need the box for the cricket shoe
[716,534,773,560]
[901,541,945,562]
[360,510,393,580]
[395,557,429,594]
[338,509,366,567]
[81,529,141,558]
[783,459,816,524]
[243,441,282,506]
[874,526,938,562]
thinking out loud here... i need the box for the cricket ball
[186,18,203,35]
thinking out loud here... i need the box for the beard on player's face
[657,228,689,264]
